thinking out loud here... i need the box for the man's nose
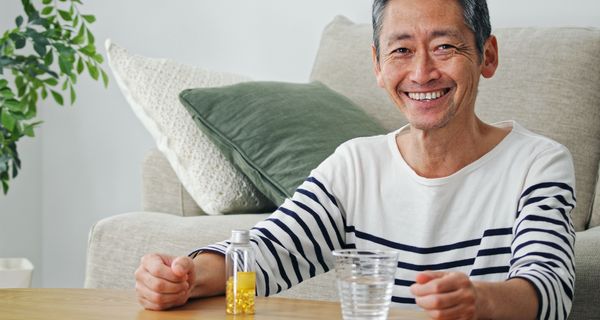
[408,51,441,85]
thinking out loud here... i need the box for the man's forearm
[189,252,226,298]
[475,277,538,320]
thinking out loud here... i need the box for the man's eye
[392,48,410,55]
[436,44,456,52]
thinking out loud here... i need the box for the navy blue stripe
[518,196,575,218]
[296,188,345,248]
[394,279,415,287]
[511,252,572,282]
[477,247,511,257]
[515,214,573,239]
[483,227,513,236]
[255,260,270,296]
[277,206,330,272]
[397,258,474,271]
[258,227,304,285]
[533,265,574,301]
[520,182,576,202]
[347,227,511,254]
[535,269,562,320]
[537,205,575,237]
[513,240,574,265]
[251,230,292,289]
[291,199,336,251]
[554,194,575,209]
[266,218,316,278]
[514,227,571,248]
[470,266,509,276]
[392,296,415,304]
[306,176,338,207]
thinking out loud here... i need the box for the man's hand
[135,253,195,310]
[410,271,481,320]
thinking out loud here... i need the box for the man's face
[373,0,497,131]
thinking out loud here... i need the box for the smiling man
[135,1,576,319]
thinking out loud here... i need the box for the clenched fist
[135,253,196,310]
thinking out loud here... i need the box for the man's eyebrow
[430,29,465,41]
[384,33,413,46]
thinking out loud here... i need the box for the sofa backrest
[309,16,600,231]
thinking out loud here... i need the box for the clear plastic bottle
[225,229,256,315]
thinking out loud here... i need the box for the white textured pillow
[106,40,273,215]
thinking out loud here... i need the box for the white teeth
[407,90,446,101]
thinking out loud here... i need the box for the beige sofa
[85,17,600,319]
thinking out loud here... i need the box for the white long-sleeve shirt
[194,120,576,319]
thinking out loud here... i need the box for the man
[135,0,576,319]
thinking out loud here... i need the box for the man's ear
[481,35,499,79]
[372,44,385,88]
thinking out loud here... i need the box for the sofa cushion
[310,17,600,231]
[106,40,275,215]
[179,81,386,205]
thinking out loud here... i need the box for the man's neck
[396,117,510,178]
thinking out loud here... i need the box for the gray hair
[372,0,491,61]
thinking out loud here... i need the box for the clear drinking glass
[332,249,398,320]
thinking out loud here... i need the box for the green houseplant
[0,0,107,194]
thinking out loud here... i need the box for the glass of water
[332,249,398,320]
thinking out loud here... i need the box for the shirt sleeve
[508,144,576,320]
[190,147,350,296]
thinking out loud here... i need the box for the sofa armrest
[84,212,338,301]
[142,149,204,216]
[570,226,600,320]
[84,212,266,288]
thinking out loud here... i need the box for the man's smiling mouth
[406,89,450,101]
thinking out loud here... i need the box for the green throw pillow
[179,81,386,206]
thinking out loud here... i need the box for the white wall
[1,0,598,288]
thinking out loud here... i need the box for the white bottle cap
[231,229,250,244]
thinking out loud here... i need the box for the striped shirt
[196,120,576,319]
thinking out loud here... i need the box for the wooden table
[0,289,427,319]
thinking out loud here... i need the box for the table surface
[0,289,428,320]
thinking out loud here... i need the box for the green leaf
[69,72,77,84]
[4,99,23,112]
[42,0,52,4]
[86,61,99,80]
[69,85,76,104]
[0,88,14,99]
[72,14,79,27]
[34,42,47,56]
[86,28,95,45]
[79,44,95,56]
[41,6,54,15]
[43,50,54,65]
[58,54,73,74]
[82,15,96,23]
[1,109,17,131]
[0,79,8,88]
[50,90,63,105]
[93,53,103,64]
[44,77,58,86]
[14,35,26,49]
[72,34,85,45]
[76,58,84,74]
[15,76,24,91]
[16,15,24,27]
[23,124,35,137]
[2,179,8,195]
[58,10,72,21]
[101,69,109,88]
[41,87,47,99]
